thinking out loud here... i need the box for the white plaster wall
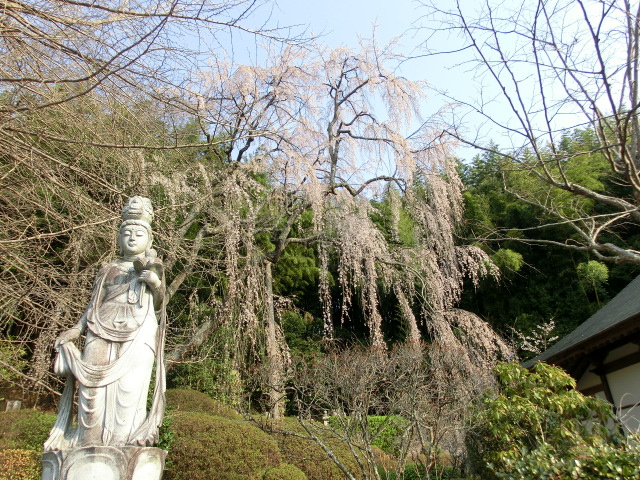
[573,344,640,433]
[576,366,600,391]
[607,363,640,433]
[605,343,639,363]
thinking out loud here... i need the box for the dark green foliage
[280,311,323,356]
[166,327,244,405]
[366,416,406,456]
[378,463,425,480]
[379,463,466,480]
[0,410,56,451]
[164,412,282,480]
[370,186,416,247]
[157,410,175,454]
[262,463,308,480]
[273,244,320,300]
[379,464,417,480]
[268,417,363,480]
[467,362,638,480]
[165,388,242,420]
[458,140,640,350]
[497,441,640,479]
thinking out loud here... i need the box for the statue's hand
[55,327,81,348]
[139,270,161,290]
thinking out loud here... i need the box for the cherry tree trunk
[264,261,285,419]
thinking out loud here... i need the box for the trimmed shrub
[268,417,364,480]
[379,464,471,480]
[0,449,40,480]
[263,463,308,480]
[0,410,56,451]
[165,412,282,480]
[397,463,425,480]
[166,388,242,420]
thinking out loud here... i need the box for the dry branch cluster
[0,0,290,395]
[269,343,500,480]
[0,0,512,410]
[425,0,640,265]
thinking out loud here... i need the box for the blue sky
[271,0,443,84]
[273,0,421,48]
[267,0,482,160]
[238,0,624,163]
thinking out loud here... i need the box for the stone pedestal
[42,446,166,480]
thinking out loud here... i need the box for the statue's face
[119,225,150,256]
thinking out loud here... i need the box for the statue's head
[118,196,154,256]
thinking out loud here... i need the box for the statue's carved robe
[45,262,166,451]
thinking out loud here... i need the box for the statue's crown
[121,196,154,225]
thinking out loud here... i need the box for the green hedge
[0,449,40,480]
[268,417,364,480]
[165,388,242,420]
[0,410,56,480]
[165,412,282,480]
[0,410,56,451]
[262,463,308,480]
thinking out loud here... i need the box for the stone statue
[42,197,167,480]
